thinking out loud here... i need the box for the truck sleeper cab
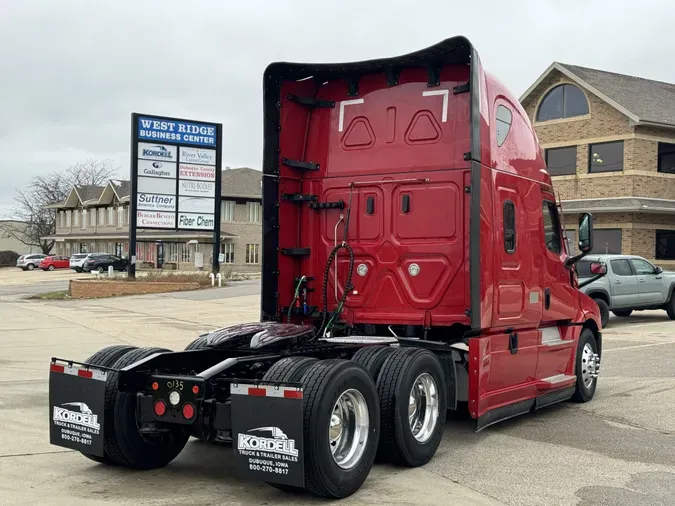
[48,36,604,500]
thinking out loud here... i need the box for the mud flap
[48,364,106,457]
[230,381,304,488]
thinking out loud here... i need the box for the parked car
[16,254,47,271]
[82,254,128,273]
[577,254,675,327]
[39,256,70,271]
[69,253,93,272]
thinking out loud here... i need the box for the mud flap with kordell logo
[48,362,107,457]
[230,381,305,488]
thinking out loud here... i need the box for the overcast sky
[1,0,673,217]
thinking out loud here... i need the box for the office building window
[591,229,622,254]
[220,243,235,263]
[221,200,235,221]
[656,230,675,260]
[545,146,577,176]
[246,244,260,264]
[247,202,261,223]
[589,141,623,173]
[536,84,589,122]
[658,143,675,174]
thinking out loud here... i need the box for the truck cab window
[542,201,561,254]
[503,200,516,253]
[610,259,633,276]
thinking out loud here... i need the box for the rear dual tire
[80,345,138,465]
[262,358,380,499]
[81,346,189,469]
[375,348,446,467]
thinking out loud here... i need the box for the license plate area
[148,374,205,424]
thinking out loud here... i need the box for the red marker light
[154,400,166,416]
[182,403,195,420]
[192,385,199,395]
[151,381,159,391]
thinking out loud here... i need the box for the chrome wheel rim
[408,373,439,443]
[581,343,599,387]
[329,389,369,470]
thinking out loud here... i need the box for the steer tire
[80,344,138,465]
[612,309,633,317]
[351,346,396,380]
[293,359,379,498]
[593,298,610,328]
[103,347,190,469]
[666,296,675,320]
[376,348,447,467]
[571,329,599,402]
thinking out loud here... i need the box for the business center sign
[132,114,221,231]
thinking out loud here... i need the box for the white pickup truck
[578,254,675,327]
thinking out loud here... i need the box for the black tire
[48,265,55,271]
[80,344,138,465]
[184,335,209,351]
[27,263,35,271]
[612,309,632,317]
[593,298,610,328]
[667,296,675,320]
[98,266,105,274]
[263,356,319,383]
[295,359,380,498]
[351,346,395,380]
[376,348,447,467]
[572,329,599,402]
[103,347,189,469]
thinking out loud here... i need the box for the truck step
[319,335,398,345]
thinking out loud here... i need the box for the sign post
[129,113,222,278]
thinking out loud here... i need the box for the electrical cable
[287,275,306,322]
[317,184,356,338]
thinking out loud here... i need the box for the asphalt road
[1,275,673,505]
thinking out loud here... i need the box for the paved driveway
[1,282,673,505]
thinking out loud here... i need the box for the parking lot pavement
[1,286,674,505]
[0,266,83,287]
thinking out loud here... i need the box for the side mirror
[578,213,594,253]
[590,261,607,276]
[655,266,663,274]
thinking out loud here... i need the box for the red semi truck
[48,36,606,499]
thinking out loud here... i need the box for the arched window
[536,84,589,122]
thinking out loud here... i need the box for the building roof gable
[520,62,675,127]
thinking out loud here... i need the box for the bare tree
[1,159,117,254]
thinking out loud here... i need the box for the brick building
[520,63,675,268]
[43,167,262,273]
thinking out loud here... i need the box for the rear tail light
[192,385,199,395]
[182,403,195,420]
[154,400,167,416]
